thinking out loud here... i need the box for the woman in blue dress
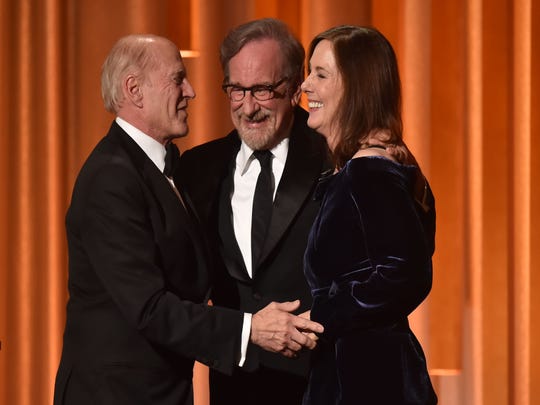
[300,26,437,404]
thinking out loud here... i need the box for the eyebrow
[172,70,187,80]
[308,65,330,74]
[227,80,276,87]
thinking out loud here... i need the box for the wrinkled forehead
[228,39,286,85]
[149,43,186,75]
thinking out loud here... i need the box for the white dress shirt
[231,139,288,367]
[231,138,289,278]
[116,117,167,172]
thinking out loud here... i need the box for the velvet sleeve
[311,159,434,338]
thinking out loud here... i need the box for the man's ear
[125,75,143,108]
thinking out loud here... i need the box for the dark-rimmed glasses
[222,78,288,102]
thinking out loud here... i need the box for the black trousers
[210,366,307,405]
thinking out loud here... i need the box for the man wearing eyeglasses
[179,18,330,405]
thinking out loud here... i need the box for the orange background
[0,0,538,404]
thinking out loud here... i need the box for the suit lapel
[111,123,211,289]
[113,124,194,234]
[257,109,328,268]
[218,157,252,282]
[194,111,328,280]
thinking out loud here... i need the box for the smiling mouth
[243,112,268,124]
[308,101,323,108]
[245,117,266,124]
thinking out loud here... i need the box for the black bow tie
[164,142,180,178]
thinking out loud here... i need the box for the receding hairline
[116,33,172,47]
[101,34,181,113]
[113,34,178,61]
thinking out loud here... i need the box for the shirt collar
[237,137,290,175]
[116,117,167,172]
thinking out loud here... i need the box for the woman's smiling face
[301,39,343,151]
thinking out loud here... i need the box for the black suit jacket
[179,107,330,377]
[54,122,244,405]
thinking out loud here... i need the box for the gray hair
[220,18,305,88]
[101,34,162,113]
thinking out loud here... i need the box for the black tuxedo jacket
[179,107,331,377]
[54,122,243,405]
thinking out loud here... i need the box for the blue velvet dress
[303,157,437,405]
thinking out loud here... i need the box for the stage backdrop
[0,1,538,404]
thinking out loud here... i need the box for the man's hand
[362,130,412,165]
[250,300,324,358]
[364,132,429,211]
[298,310,320,342]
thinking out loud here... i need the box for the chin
[174,124,189,137]
[307,116,318,129]
[240,132,274,150]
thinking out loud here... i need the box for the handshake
[249,300,324,358]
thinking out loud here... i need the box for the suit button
[252,292,262,300]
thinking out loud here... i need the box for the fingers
[250,301,324,356]
[384,144,406,163]
[290,313,324,335]
[280,347,298,358]
[291,329,317,350]
[301,331,319,342]
[268,299,301,313]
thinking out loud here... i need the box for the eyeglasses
[222,78,288,102]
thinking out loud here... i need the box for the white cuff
[238,313,252,367]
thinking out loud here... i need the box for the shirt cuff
[238,312,252,367]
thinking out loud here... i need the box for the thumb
[274,299,301,313]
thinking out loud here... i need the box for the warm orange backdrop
[0,1,538,404]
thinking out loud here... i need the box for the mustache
[242,111,268,122]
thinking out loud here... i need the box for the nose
[240,92,260,115]
[301,76,311,93]
[183,78,196,99]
